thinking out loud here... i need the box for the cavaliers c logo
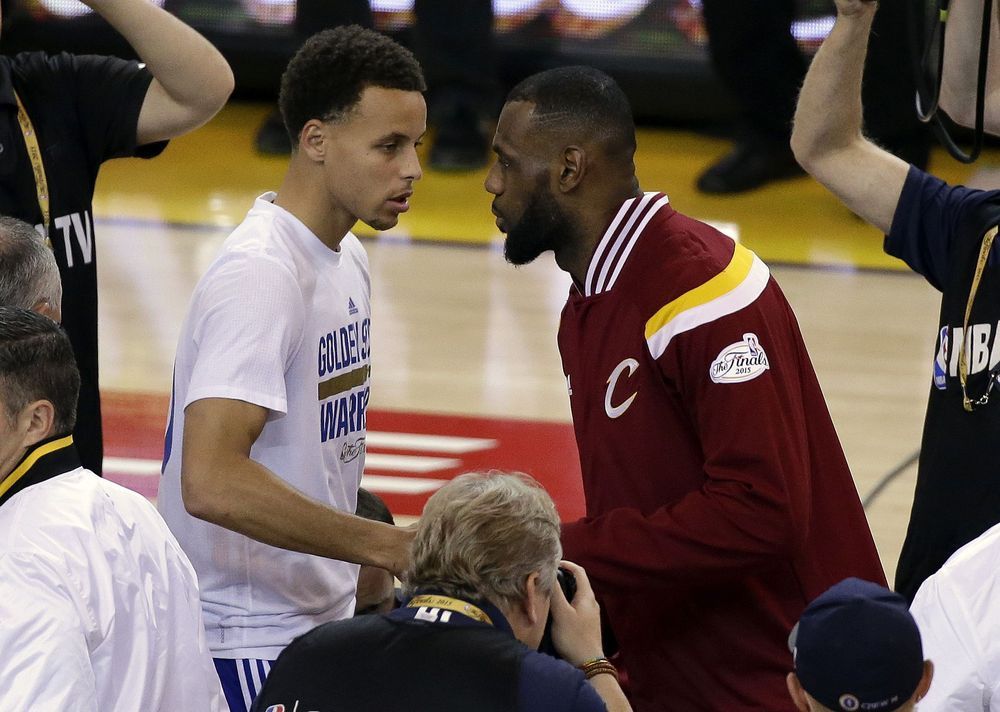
[605,358,639,419]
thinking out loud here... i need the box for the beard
[503,184,574,266]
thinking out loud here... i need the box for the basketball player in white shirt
[158,26,426,712]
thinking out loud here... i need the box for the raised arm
[790,0,909,233]
[181,397,413,576]
[83,0,234,144]
[940,0,1000,133]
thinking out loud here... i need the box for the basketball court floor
[93,103,997,584]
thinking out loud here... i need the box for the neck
[556,183,643,287]
[274,157,355,251]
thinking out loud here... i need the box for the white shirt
[0,467,225,711]
[910,521,1000,711]
[159,193,371,659]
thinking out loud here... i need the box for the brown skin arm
[180,397,412,575]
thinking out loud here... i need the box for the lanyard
[13,90,51,247]
[958,226,998,411]
[407,594,494,626]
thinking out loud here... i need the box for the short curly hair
[279,25,426,144]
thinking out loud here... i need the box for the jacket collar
[581,191,670,297]
[0,434,79,508]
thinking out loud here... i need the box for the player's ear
[558,146,586,193]
[299,119,327,162]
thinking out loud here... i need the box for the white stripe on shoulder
[646,252,770,360]
[584,197,636,297]
[604,193,671,293]
[593,192,658,295]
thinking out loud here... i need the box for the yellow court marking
[94,103,1000,270]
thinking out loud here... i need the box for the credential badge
[709,333,770,384]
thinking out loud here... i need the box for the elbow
[789,128,816,173]
[940,91,975,130]
[200,63,236,119]
[180,465,228,524]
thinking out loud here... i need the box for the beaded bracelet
[578,657,620,683]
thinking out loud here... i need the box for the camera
[556,566,577,602]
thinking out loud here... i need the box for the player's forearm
[940,0,1000,132]
[86,0,233,116]
[790,9,874,168]
[182,456,412,575]
[561,484,795,591]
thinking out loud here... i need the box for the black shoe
[255,108,292,156]
[430,106,489,172]
[696,141,804,194]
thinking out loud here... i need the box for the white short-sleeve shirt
[159,193,372,659]
[0,468,225,711]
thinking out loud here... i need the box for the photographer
[252,472,630,712]
[792,0,1000,601]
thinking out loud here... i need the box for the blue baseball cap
[789,578,924,712]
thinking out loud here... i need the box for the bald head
[505,66,636,160]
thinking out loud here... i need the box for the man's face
[485,101,574,265]
[319,86,426,232]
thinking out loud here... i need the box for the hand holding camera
[548,560,606,666]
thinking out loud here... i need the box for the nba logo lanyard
[13,90,51,249]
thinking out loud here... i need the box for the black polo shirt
[252,595,606,712]
[0,51,167,473]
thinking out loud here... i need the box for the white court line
[360,475,447,495]
[363,453,460,473]
[105,454,460,477]
[104,457,162,476]
[105,458,449,497]
[366,431,496,454]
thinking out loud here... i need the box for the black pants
[701,0,929,165]
[413,0,497,117]
[295,0,373,35]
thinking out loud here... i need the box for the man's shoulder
[2,469,168,547]
[200,215,305,289]
[629,207,749,296]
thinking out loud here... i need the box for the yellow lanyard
[13,90,51,248]
[958,226,998,411]
[407,594,494,626]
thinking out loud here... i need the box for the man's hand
[387,523,417,578]
[549,561,605,666]
[834,0,878,17]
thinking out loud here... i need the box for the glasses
[959,226,999,411]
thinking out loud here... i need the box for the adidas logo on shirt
[348,298,358,316]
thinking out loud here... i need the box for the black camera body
[556,566,577,603]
